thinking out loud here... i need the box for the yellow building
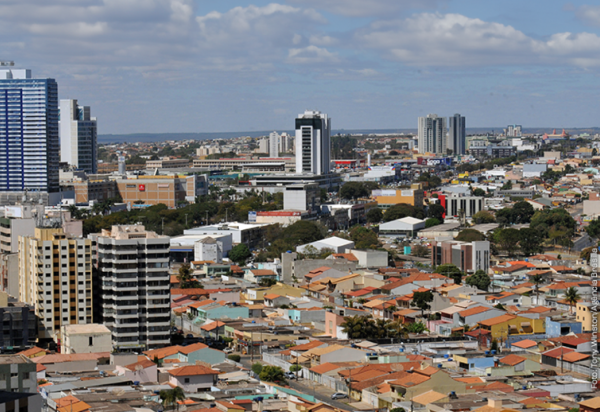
[477,314,545,341]
[18,228,93,341]
[372,183,424,209]
[577,302,598,332]
[243,283,305,303]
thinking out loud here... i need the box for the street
[239,355,352,410]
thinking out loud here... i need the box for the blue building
[0,68,59,193]
[545,316,582,338]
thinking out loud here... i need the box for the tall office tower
[448,113,466,155]
[418,114,447,154]
[295,110,331,175]
[0,68,59,192]
[18,228,93,341]
[60,99,98,174]
[90,225,170,351]
[506,124,522,137]
[269,132,280,158]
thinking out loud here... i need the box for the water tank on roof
[485,351,490,356]
[491,350,496,355]
[438,364,443,368]
[399,348,404,353]
[444,354,449,358]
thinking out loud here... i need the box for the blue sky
[1,0,600,134]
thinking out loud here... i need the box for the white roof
[63,324,111,335]
[380,217,426,231]
[316,236,355,247]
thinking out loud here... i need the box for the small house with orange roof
[388,368,469,401]
[579,396,600,412]
[303,267,350,283]
[144,342,226,366]
[477,314,545,340]
[510,339,539,351]
[115,358,158,383]
[263,294,290,308]
[483,353,541,376]
[215,400,246,412]
[18,347,47,359]
[244,269,278,283]
[484,291,521,306]
[168,365,219,392]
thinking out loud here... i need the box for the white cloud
[355,12,600,67]
[309,34,339,46]
[287,0,442,17]
[576,5,600,27]
[287,45,339,64]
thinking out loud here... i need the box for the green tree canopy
[425,218,441,228]
[519,227,544,256]
[412,290,434,316]
[455,229,486,242]
[427,204,445,222]
[465,269,491,291]
[259,366,286,384]
[473,188,486,197]
[229,244,252,265]
[340,182,370,200]
[493,228,521,256]
[383,204,426,222]
[350,226,380,249]
[586,219,600,238]
[472,210,496,224]
[366,208,383,224]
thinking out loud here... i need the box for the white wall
[63,331,112,354]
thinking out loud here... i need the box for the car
[223,348,234,354]
[186,334,194,339]
[331,393,348,400]
[284,372,298,379]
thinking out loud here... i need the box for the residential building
[269,132,280,158]
[577,302,597,332]
[60,324,112,354]
[477,314,545,340]
[194,237,223,263]
[0,354,37,393]
[0,68,59,194]
[18,227,93,341]
[0,253,18,297]
[469,144,516,159]
[448,113,466,155]
[295,110,331,175]
[90,225,170,350]
[59,99,98,174]
[431,239,490,273]
[0,292,37,349]
[0,214,35,254]
[418,114,446,154]
[505,124,522,137]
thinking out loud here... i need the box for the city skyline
[1,1,600,134]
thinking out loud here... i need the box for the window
[89,337,93,346]
[184,378,190,383]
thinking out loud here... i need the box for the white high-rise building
[279,132,293,154]
[0,68,59,192]
[259,138,269,154]
[90,225,170,350]
[269,132,280,158]
[448,113,466,155]
[295,110,331,175]
[60,99,98,174]
[418,114,447,155]
[506,124,522,137]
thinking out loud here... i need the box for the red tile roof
[124,359,156,371]
[458,306,491,317]
[168,365,219,376]
[542,347,574,359]
[511,339,538,349]
[499,354,526,366]
[171,288,210,296]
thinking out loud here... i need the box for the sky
[2,0,600,134]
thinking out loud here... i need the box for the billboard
[417,157,452,166]
[248,211,257,222]
[4,206,22,218]
[138,184,146,191]
[257,211,302,217]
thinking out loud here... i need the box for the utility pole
[161,217,165,235]
[205,211,209,226]
[185,214,188,228]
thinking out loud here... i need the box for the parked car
[186,334,194,339]
[284,372,298,380]
[331,393,348,400]
[223,348,234,354]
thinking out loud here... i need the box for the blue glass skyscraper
[0,68,59,193]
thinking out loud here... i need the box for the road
[239,355,351,410]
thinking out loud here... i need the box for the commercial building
[0,354,38,393]
[445,194,484,218]
[59,99,98,174]
[0,213,35,254]
[431,239,490,274]
[418,114,446,154]
[60,324,112,354]
[184,222,274,249]
[448,114,466,155]
[18,227,93,341]
[379,217,426,238]
[254,211,307,226]
[0,68,60,194]
[145,157,190,169]
[295,110,331,175]
[90,225,171,350]
[362,166,401,183]
[469,144,516,159]
[69,179,119,204]
[193,157,295,172]
[283,184,321,213]
[169,233,232,262]
[250,172,342,190]
[116,174,207,208]
[372,184,424,209]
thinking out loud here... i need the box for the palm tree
[565,286,581,314]
[159,389,174,409]
[341,315,372,339]
[172,386,186,410]
[531,274,544,304]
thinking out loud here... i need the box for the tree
[425,218,441,228]
[259,365,287,384]
[341,315,372,339]
[519,228,544,256]
[259,278,277,287]
[465,270,491,291]
[412,245,430,257]
[531,274,544,303]
[434,263,461,277]
[472,210,496,224]
[177,264,202,289]
[229,244,251,265]
[159,387,186,410]
[455,229,486,242]
[405,321,429,334]
[473,188,486,197]
[565,286,581,314]
[587,218,600,239]
[366,208,383,224]
[252,363,263,375]
[512,201,535,223]
[383,203,426,222]
[427,204,445,222]
[340,182,369,200]
[350,226,379,249]
[500,181,513,190]
[494,228,521,256]
[412,291,434,317]
[228,354,241,362]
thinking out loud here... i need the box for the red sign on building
[139,184,146,191]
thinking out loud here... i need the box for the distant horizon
[98,126,600,144]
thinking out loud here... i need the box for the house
[544,315,582,337]
[18,347,47,359]
[244,269,278,283]
[389,368,468,401]
[168,365,219,392]
[484,291,521,306]
[115,358,158,383]
[303,267,350,283]
[477,314,545,340]
[580,397,600,412]
[200,321,227,340]
[263,294,291,308]
[144,342,226,366]
[483,354,542,376]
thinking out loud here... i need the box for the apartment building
[431,239,490,274]
[90,225,170,350]
[18,228,93,341]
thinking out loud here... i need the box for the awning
[509,324,518,330]
[521,322,531,328]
